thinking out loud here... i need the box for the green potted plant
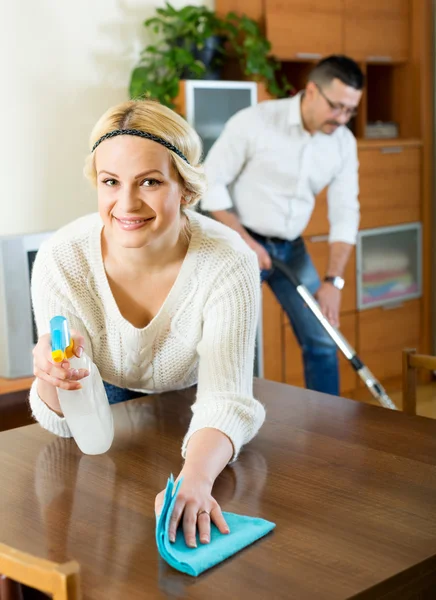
[129,2,294,109]
[223,12,294,99]
[129,3,226,108]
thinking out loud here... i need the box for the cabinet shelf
[357,138,422,149]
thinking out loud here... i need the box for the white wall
[0,0,213,237]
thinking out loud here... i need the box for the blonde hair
[84,100,206,208]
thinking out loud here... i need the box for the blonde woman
[30,100,265,548]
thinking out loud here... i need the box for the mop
[271,258,397,410]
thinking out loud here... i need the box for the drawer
[358,146,421,229]
[304,238,356,313]
[284,311,358,394]
[262,283,284,382]
[357,298,420,381]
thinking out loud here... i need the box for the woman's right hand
[33,331,89,391]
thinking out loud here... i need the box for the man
[201,55,364,396]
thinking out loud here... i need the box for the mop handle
[271,258,397,410]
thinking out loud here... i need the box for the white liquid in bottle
[57,354,114,455]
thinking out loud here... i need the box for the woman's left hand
[155,471,230,548]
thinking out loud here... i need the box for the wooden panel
[0,389,34,433]
[284,312,358,393]
[0,377,33,394]
[305,142,423,237]
[265,0,343,60]
[305,239,356,313]
[303,187,329,237]
[358,299,421,382]
[415,0,434,360]
[358,146,421,230]
[215,0,264,22]
[344,0,409,62]
[262,283,284,382]
[256,82,274,103]
[173,80,186,118]
[357,139,422,150]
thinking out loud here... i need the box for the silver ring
[197,509,210,516]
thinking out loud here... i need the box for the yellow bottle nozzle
[65,341,75,359]
[52,349,65,363]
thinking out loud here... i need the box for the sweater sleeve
[28,247,93,437]
[181,250,266,461]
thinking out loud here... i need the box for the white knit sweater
[29,210,265,459]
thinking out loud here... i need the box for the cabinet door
[303,187,329,237]
[358,146,421,230]
[265,0,343,60]
[358,299,420,381]
[284,312,357,394]
[262,284,284,382]
[344,0,409,62]
[305,239,356,313]
[215,0,263,21]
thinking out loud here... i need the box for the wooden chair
[402,348,436,416]
[0,544,81,600]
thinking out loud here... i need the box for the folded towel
[362,268,411,283]
[156,474,276,576]
[362,250,410,274]
[363,282,418,303]
[363,273,413,293]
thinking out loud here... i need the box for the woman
[30,99,265,548]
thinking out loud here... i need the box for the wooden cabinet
[262,284,284,382]
[215,0,263,22]
[284,312,357,394]
[305,144,422,234]
[344,0,409,62]
[358,299,420,382]
[216,0,431,402]
[305,239,356,313]
[358,144,421,230]
[303,188,329,237]
[264,0,409,63]
[265,0,343,60]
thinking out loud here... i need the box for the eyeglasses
[316,84,358,119]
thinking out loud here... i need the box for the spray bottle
[50,316,114,455]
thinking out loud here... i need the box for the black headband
[91,128,190,164]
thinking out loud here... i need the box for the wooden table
[1,379,436,599]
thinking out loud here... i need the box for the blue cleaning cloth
[155,474,276,576]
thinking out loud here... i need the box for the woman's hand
[155,471,230,548]
[33,330,89,391]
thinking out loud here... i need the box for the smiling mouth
[115,217,151,223]
[113,216,154,229]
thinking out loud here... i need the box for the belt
[245,227,292,245]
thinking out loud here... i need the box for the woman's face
[95,135,185,249]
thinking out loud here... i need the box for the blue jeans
[256,233,339,396]
[103,382,145,405]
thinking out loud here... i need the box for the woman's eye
[141,178,161,187]
[102,178,117,186]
